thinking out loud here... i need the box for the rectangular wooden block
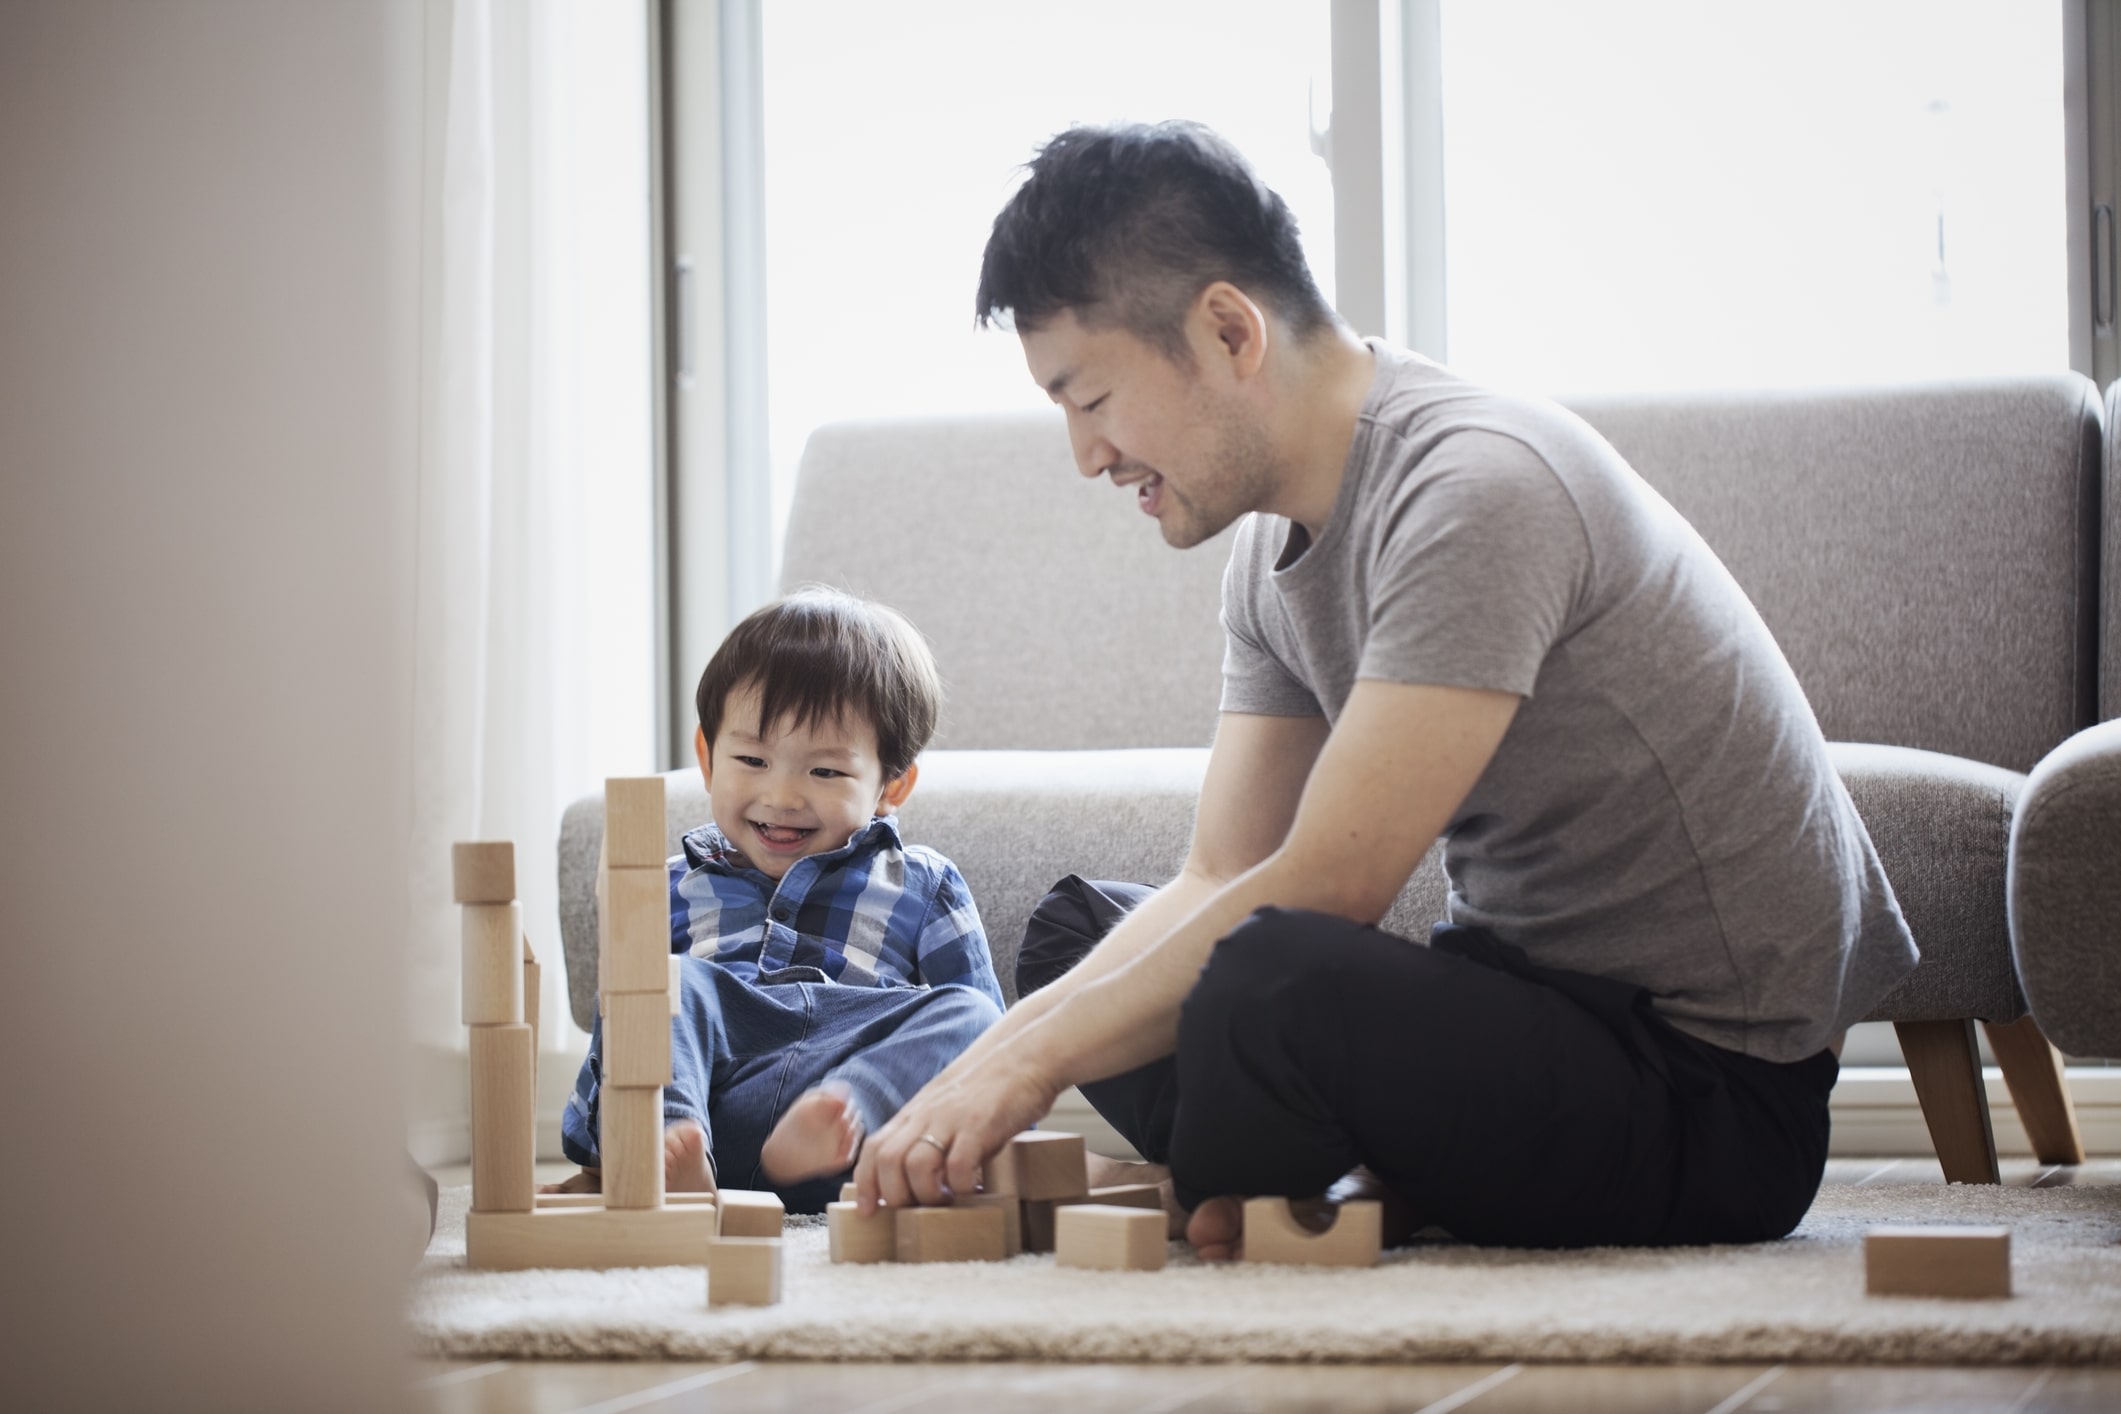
[1080,1183,1163,1212]
[985,1131,1088,1201]
[706,1236,783,1306]
[604,776,668,868]
[955,1192,1023,1258]
[451,840,515,904]
[468,1023,535,1214]
[1866,1226,2012,1298]
[1056,1203,1167,1271]
[1242,1197,1382,1267]
[461,902,523,1025]
[600,865,672,992]
[466,1204,717,1271]
[535,1191,606,1208]
[827,1202,897,1263]
[895,1205,1007,1263]
[1021,1198,1062,1255]
[600,1085,665,1210]
[716,1189,785,1238]
[522,955,541,1059]
[603,990,673,1086]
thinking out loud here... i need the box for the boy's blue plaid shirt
[666,815,1003,1003]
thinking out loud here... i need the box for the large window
[758,0,1334,552]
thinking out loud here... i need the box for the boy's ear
[694,726,712,788]
[875,761,918,815]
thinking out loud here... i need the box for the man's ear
[875,761,919,816]
[1194,281,1268,380]
[694,726,713,789]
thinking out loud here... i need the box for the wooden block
[1242,1198,1382,1268]
[522,955,541,1061]
[466,1204,716,1270]
[605,776,668,867]
[452,841,515,903]
[669,953,684,1015]
[1080,1183,1163,1212]
[461,902,524,1025]
[600,1085,665,1210]
[603,990,673,1086]
[469,1023,535,1214]
[1021,1199,1061,1254]
[706,1235,783,1306]
[985,1131,1088,1201]
[535,1191,605,1208]
[667,1192,717,1207]
[599,865,672,992]
[827,1202,897,1263]
[840,1181,860,1201]
[957,1192,1022,1258]
[895,1205,1007,1263]
[1056,1203,1167,1271]
[1865,1226,2012,1298]
[717,1189,785,1238]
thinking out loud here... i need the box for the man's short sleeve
[1362,431,1591,696]
[1219,514,1323,716]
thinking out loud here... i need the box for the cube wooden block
[1865,1226,2012,1298]
[600,1085,665,1210]
[706,1236,783,1306]
[605,776,668,868]
[1056,1203,1167,1271]
[466,1204,716,1271]
[1242,1198,1382,1267]
[451,841,515,904]
[895,1205,1007,1263]
[468,1023,535,1214]
[461,902,523,1025]
[985,1131,1088,1201]
[669,953,684,1015]
[827,1202,897,1263]
[603,990,673,1087]
[956,1192,1023,1258]
[600,865,673,992]
[717,1189,785,1238]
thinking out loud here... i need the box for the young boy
[554,589,1004,1213]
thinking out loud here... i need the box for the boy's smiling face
[695,680,916,880]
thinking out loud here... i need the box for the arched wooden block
[1241,1197,1382,1267]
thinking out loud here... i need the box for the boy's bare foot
[538,1167,601,1195]
[759,1083,863,1187]
[666,1119,716,1194]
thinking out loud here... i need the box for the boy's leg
[1169,908,1836,1248]
[1017,876,1180,1163]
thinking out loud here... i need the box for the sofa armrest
[2009,719,2121,1059]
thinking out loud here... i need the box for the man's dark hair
[694,588,941,780]
[976,121,1337,361]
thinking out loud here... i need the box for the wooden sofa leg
[1983,1015,2085,1165]
[1894,1019,2000,1184]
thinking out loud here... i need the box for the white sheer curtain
[407,0,659,1154]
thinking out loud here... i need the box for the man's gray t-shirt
[1221,345,1916,1063]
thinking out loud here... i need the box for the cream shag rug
[409,1184,2121,1365]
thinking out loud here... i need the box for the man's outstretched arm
[853,680,1520,1209]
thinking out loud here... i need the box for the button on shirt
[671,816,1003,1002]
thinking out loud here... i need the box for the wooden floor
[410,1158,2121,1413]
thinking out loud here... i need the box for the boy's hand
[852,1049,1060,1211]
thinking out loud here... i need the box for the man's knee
[1181,908,1450,1049]
[1016,875,1155,998]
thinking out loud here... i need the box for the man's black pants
[1019,876,1839,1248]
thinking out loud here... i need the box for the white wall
[0,2,419,1407]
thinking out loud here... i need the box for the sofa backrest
[781,375,2101,773]
[2105,378,2121,723]
[780,414,1232,750]
[1572,374,2100,772]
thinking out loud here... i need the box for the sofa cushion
[1568,376,2100,772]
[2009,719,2121,1058]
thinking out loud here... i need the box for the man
[852,121,1916,1253]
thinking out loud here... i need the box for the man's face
[1020,308,1275,550]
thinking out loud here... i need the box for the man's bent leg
[1018,876,1180,1163]
[1170,908,1830,1247]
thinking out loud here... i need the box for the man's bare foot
[1085,1154,1186,1239]
[666,1119,716,1194]
[538,1167,601,1195]
[759,1084,862,1187]
[1186,1195,1246,1262]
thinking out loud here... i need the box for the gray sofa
[559,374,2107,1182]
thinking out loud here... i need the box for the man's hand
[852,1045,1061,1210]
